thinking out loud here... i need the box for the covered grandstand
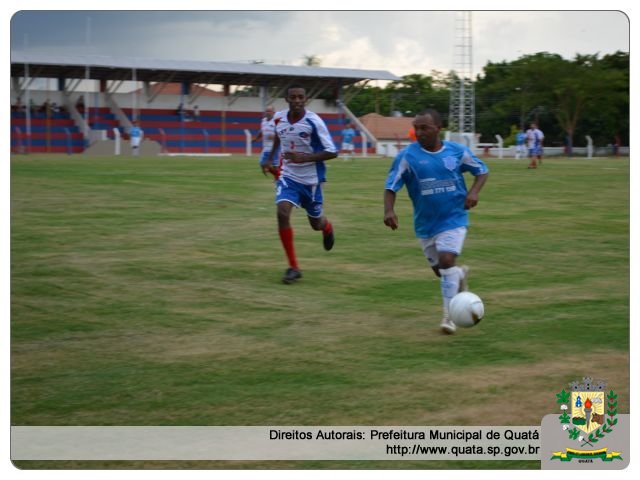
[10,53,400,155]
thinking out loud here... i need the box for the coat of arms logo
[552,377,622,462]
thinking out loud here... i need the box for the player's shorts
[418,226,467,267]
[275,176,324,218]
[528,146,543,156]
[260,147,280,167]
[131,138,141,148]
[341,142,354,152]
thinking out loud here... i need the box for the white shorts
[419,226,467,267]
[341,142,354,152]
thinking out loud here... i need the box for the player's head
[413,109,442,150]
[286,84,306,115]
[265,105,275,119]
[530,122,537,129]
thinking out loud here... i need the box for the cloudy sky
[9,8,630,79]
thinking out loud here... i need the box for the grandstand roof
[10,53,401,88]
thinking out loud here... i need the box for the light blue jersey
[516,132,526,145]
[342,127,355,144]
[384,140,489,238]
[130,126,142,139]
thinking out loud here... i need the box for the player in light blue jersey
[340,122,356,160]
[261,85,338,284]
[129,120,143,156]
[384,109,489,334]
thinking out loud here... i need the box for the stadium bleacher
[11,106,371,155]
[11,110,85,154]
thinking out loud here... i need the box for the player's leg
[527,148,537,169]
[275,178,302,283]
[303,184,334,251]
[434,227,468,334]
[420,236,455,333]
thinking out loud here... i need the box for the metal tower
[448,12,475,141]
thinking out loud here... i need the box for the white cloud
[10,10,629,77]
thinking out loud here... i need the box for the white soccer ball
[449,291,484,328]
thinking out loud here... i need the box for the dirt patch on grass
[367,350,629,426]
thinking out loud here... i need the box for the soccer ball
[449,292,484,328]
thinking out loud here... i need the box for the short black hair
[416,108,442,127]
[287,84,306,95]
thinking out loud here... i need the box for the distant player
[384,109,489,334]
[340,122,356,160]
[129,120,143,156]
[261,85,338,284]
[515,128,526,160]
[526,122,544,168]
[253,105,280,169]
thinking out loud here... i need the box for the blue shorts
[529,146,543,156]
[275,176,324,218]
[260,147,280,167]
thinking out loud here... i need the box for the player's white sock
[439,266,462,317]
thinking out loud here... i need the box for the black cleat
[282,268,302,284]
[323,229,335,251]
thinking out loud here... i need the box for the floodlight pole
[448,12,475,146]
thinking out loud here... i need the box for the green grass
[11,154,629,469]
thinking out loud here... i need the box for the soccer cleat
[459,265,470,292]
[323,228,335,251]
[440,317,457,335]
[282,267,302,284]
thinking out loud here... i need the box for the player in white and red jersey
[261,85,338,284]
[252,105,279,167]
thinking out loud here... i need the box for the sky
[9,8,630,79]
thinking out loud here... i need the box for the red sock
[279,227,299,270]
[322,221,333,236]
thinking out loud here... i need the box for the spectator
[193,105,200,121]
[14,96,25,113]
[613,134,621,156]
[408,126,417,142]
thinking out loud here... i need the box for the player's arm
[252,130,263,143]
[286,150,337,163]
[465,173,489,210]
[383,189,399,230]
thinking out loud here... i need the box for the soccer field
[10,154,629,469]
